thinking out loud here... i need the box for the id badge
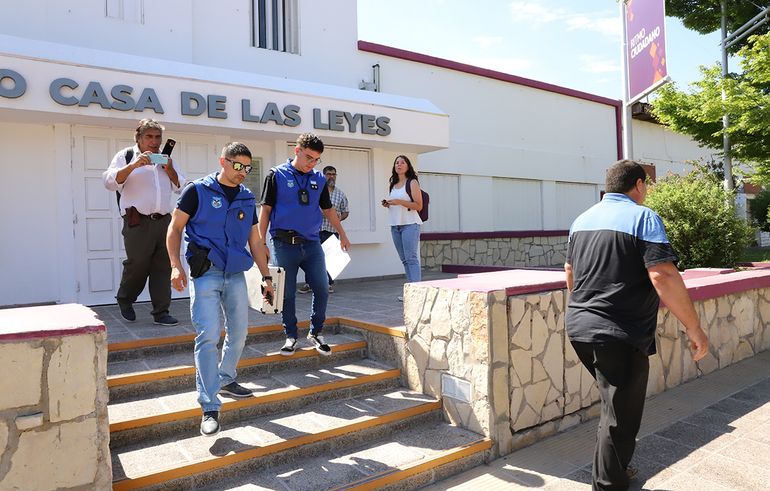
[298,189,310,205]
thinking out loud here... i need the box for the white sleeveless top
[388,184,423,226]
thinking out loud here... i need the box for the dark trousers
[319,230,337,285]
[117,214,172,317]
[570,340,650,491]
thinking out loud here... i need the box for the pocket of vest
[187,242,212,278]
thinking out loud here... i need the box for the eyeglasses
[224,158,252,174]
[299,149,322,166]
[325,173,337,177]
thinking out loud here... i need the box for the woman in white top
[381,155,424,286]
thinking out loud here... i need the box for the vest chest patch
[238,210,245,220]
[310,180,319,190]
[287,180,295,188]
[211,197,223,209]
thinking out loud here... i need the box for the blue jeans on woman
[273,238,329,339]
[390,223,421,282]
[190,265,248,412]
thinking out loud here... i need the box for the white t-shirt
[388,183,423,226]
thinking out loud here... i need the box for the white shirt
[388,184,423,226]
[102,145,185,216]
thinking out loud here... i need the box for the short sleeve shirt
[565,193,678,355]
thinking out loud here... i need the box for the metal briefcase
[245,264,285,314]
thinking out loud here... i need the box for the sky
[356,0,725,101]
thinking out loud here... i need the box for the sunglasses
[224,157,253,174]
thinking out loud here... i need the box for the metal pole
[621,0,633,160]
[721,0,734,190]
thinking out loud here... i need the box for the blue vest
[269,160,325,241]
[184,172,256,273]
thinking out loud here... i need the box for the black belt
[274,229,306,244]
[141,212,169,221]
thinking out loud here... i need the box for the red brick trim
[421,230,569,241]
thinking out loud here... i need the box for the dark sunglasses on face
[225,157,252,174]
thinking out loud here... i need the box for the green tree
[749,189,770,231]
[665,0,769,52]
[651,32,770,183]
[644,169,754,269]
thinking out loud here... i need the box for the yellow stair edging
[107,340,367,388]
[109,368,401,433]
[335,438,494,490]
[111,400,442,491]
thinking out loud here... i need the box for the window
[252,0,298,53]
[105,0,144,23]
[243,157,263,199]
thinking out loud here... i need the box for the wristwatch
[262,276,272,282]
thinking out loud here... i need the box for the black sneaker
[118,303,136,322]
[219,382,252,398]
[298,283,311,294]
[153,314,179,326]
[626,465,639,480]
[280,337,297,356]
[307,332,331,356]
[200,411,220,437]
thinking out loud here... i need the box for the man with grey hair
[103,118,184,326]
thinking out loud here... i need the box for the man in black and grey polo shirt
[565,160,709,491]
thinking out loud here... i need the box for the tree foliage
[665,0,769,52]
[651,32,770,183]
[749,189,770,232]
[644,169,754,269]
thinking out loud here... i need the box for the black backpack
[405,177,429,222]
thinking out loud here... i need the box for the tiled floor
[94,271,453,344]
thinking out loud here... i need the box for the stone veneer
[402,268,770,457]
[420,232,568,271]
[0,304,111,490]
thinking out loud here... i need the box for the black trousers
[116,214,172,317]
[570,340,650,491]
[319,230,338,285]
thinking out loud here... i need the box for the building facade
[0,0,715,307]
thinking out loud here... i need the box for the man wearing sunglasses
[259,133,351,357]
[166,142,273,437]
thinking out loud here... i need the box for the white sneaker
[307,332,332,356]
[280,337,297,356]
[397,296,403,302]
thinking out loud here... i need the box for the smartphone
[148,153,169,165]
[161,138,176,156]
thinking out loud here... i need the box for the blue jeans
[391,224,422,282]
[273,238,329,339]
[190,265,248,412]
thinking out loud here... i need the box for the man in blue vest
[565,160,708,490]
[259,133,351,357]
[166,142,273,437]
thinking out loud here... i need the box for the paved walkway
[424,350,770,491]
[95,273,770,490]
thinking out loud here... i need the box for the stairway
[107,320,492,490]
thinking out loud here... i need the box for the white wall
[0,0,363,90]
[0,123,59,305]
[633,120,714,178]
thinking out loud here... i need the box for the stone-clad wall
[421,235,568,270]
[402,273,770,458]
[0,305,111,491]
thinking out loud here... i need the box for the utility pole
[720,0,734,190]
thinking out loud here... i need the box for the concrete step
[110,389,450,490]
[109,359,402,447]
[108,333,367,401]
[200,422,492,491]
[108,323,291,363]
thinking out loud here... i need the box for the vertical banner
[625,0,669,103]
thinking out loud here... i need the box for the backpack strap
[116,148,134,208]
[404,178,414,201]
